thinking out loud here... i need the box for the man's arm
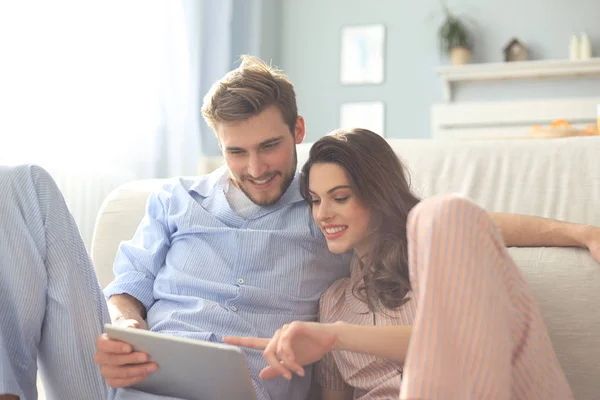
[95,286,158,389]
[95,284,158,388]
[95,189,173,388]
[108,293,147,328]
[490,213,599,251]
[102,189,172,312]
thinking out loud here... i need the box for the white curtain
[0,0,210,249]
[0,0,202,179]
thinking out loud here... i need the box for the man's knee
[0,164,63,221]
[0,164,50,182]
[0,164,56,200]
[18,164,57,195]
[0,394,20,400]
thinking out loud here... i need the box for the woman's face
[308,162,372,254]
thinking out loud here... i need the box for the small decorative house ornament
[503,38,528,62]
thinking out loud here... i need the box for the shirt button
[237,278,245,285]
[376,357,385,364]
[230,306,238,312]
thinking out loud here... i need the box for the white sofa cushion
[508,247,599,400]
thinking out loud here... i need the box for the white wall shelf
[435,58,600,102]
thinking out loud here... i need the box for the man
[1,56,599,400]
[95,56,349,400]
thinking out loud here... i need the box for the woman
[225,128,573,399]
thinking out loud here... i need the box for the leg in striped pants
[0,165,111,400]
[400,194,572,400]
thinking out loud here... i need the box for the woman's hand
[224,321,338,380]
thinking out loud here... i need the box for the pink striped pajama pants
[400,194,572,399]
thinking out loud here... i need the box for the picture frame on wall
[340,24,385,85]
[339,101,385,137]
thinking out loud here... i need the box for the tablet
[104,324,256,400]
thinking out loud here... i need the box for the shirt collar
[275,173,304,206]
[187,165,229,197]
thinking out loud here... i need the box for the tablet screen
[105,324,256,400]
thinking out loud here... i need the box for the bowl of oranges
[529,119,599,138]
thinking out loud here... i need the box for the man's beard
[233,149,297,206]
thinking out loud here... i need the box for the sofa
[90,137,600,399]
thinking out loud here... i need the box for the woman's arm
[328,322,411,364]
[224,321,412,379]
[322,387,353,400]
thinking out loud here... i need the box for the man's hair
[201,55,298,135]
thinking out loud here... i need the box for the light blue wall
[202,0,284,156]
[278,0,600,142]
[231,0,282,64]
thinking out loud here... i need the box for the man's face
[216,105,305,206]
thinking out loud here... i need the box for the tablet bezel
[104,324,256,400]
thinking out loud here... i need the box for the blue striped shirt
[104,166,350,400]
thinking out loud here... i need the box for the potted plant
[438,4,473,65]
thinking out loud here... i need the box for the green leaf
[437,11,471,55]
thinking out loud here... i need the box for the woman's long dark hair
[300,128,421,311]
